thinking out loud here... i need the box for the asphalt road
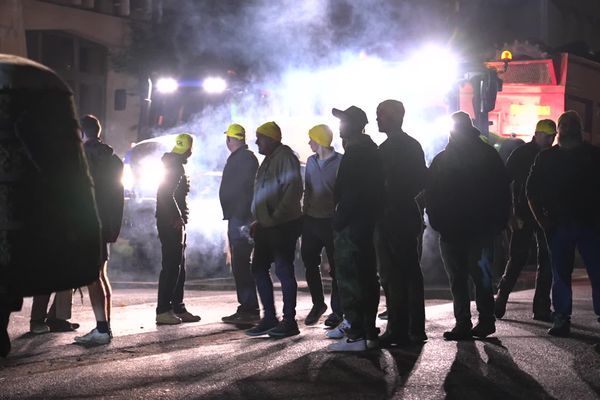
[1,279,599,399]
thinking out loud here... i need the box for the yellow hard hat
[172,133,194,154]
[308,124,333,147]
[535,119,556,135]
[225,123,245,140]
[256,121,281,142]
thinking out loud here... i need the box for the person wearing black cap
[375,100,428,346]
[425,111,510,341]
[327,106,384,352]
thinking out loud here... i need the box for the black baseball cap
[332,105,368,127]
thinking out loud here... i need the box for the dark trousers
[334,225,380,340]
[251,218,302,321]
[156,224,187,314]
[440,236,495,328]
[547,223,600,319]
[300,216,342,316]
[375,226,425,338]
[497,222,552,315]
[228,218,259,314]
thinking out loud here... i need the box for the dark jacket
[425,134,511,241]
[219,145,258,222]
[526,142,600,230]
[333,134,384,233]
[83,139,124,243]
[505,140,540,223]
[378,131,427,236]
[156,152,190,225]
[303,151,342,219]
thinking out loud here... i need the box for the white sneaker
[74,328,111,345]
[326,319,350,339]
[327,337,367,352]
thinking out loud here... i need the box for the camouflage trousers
[333,225,380,340]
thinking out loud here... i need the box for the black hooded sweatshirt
[156,152,190,226]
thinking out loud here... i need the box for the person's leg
[46,290,79,332]
[404,235,426,339]
[156,225,183,315]
[439,238,472,331]
[547,225,576,320]
[469,238,495,337]
[532,227,552,318]
[30,294,50,333]
[575,227,600,318]
[228,219,259,315]
[495,226,533,307]
[273,219,301,322]
[323,222,342,318]
[251,226,277,321]
[1,295,23,357]
[301,217,326,309]
[357,232,380,342]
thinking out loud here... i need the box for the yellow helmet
[225,123,245,140]
[308,124,333,147]
[256,121,282,142]
[172,133,194,154]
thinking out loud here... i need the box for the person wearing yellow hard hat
[246,121,303,338]
[374,99,428,347]
[302,124,344,328]
[219,124,260,324]
[494,118,556,323]
[155,132,200,326]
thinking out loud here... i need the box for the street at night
[2,278,599,399]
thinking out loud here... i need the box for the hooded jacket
[219,145,259,221]
[303,151,342,218]
[505,139,540,223]
[252,144,303,227]
[83,139,124,242]
[333,134,384,233]
[156,152,190,225]
[425,132,510,241]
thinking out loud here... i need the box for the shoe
[548,318,570,337]
[46,319,80,332]
[443,326,473,341]
[222,312,260,325]
[175,311,201,323]
[245,318,278,336]
[267,319,300,338]
[326,319,350,339]
[324,313,343,328]
[471,321,496,338]
[532,313,553,322]
[494,292,508,319]
[328,337,368,352]
[379,331,411,348]
[378,310,388,320]
[74,328,111,345]
[156,311,182,325]
[304,304,328,326]
[30,320,50,334]
[410,332,428,343]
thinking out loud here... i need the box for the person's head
[376,99,405,133]
[308,124,333,153]
[533,119,556,149]
[449,111,478,142]
[224,123,246,153]
[255,121,282,156]
[332,106,368,138]
[171,132,194,158]
[80,114,101,140]
[557,110,583,148]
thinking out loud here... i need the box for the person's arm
[302,158,313,215]
[526,153,549,231]
[157,162,184,228]
[332,150,367,230]
[271,153,303,222]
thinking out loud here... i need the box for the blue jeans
[547,223,600,319]
[251,218,302,321]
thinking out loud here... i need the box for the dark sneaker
[379,331,411,348]
[471,321,496,338]
[532,313,553,322]
[324,313,342,328]
[245,318,278,337]
[46,319,80,332]
[378,310,388,320]
[267,319,300,338]
[548,318,570,337]
[222,312,260,325]
[175,311,201,323]
[494,293,508,319]
[304,304,327,326]
[443,326,473,341]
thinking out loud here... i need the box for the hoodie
[156,152,190,225]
